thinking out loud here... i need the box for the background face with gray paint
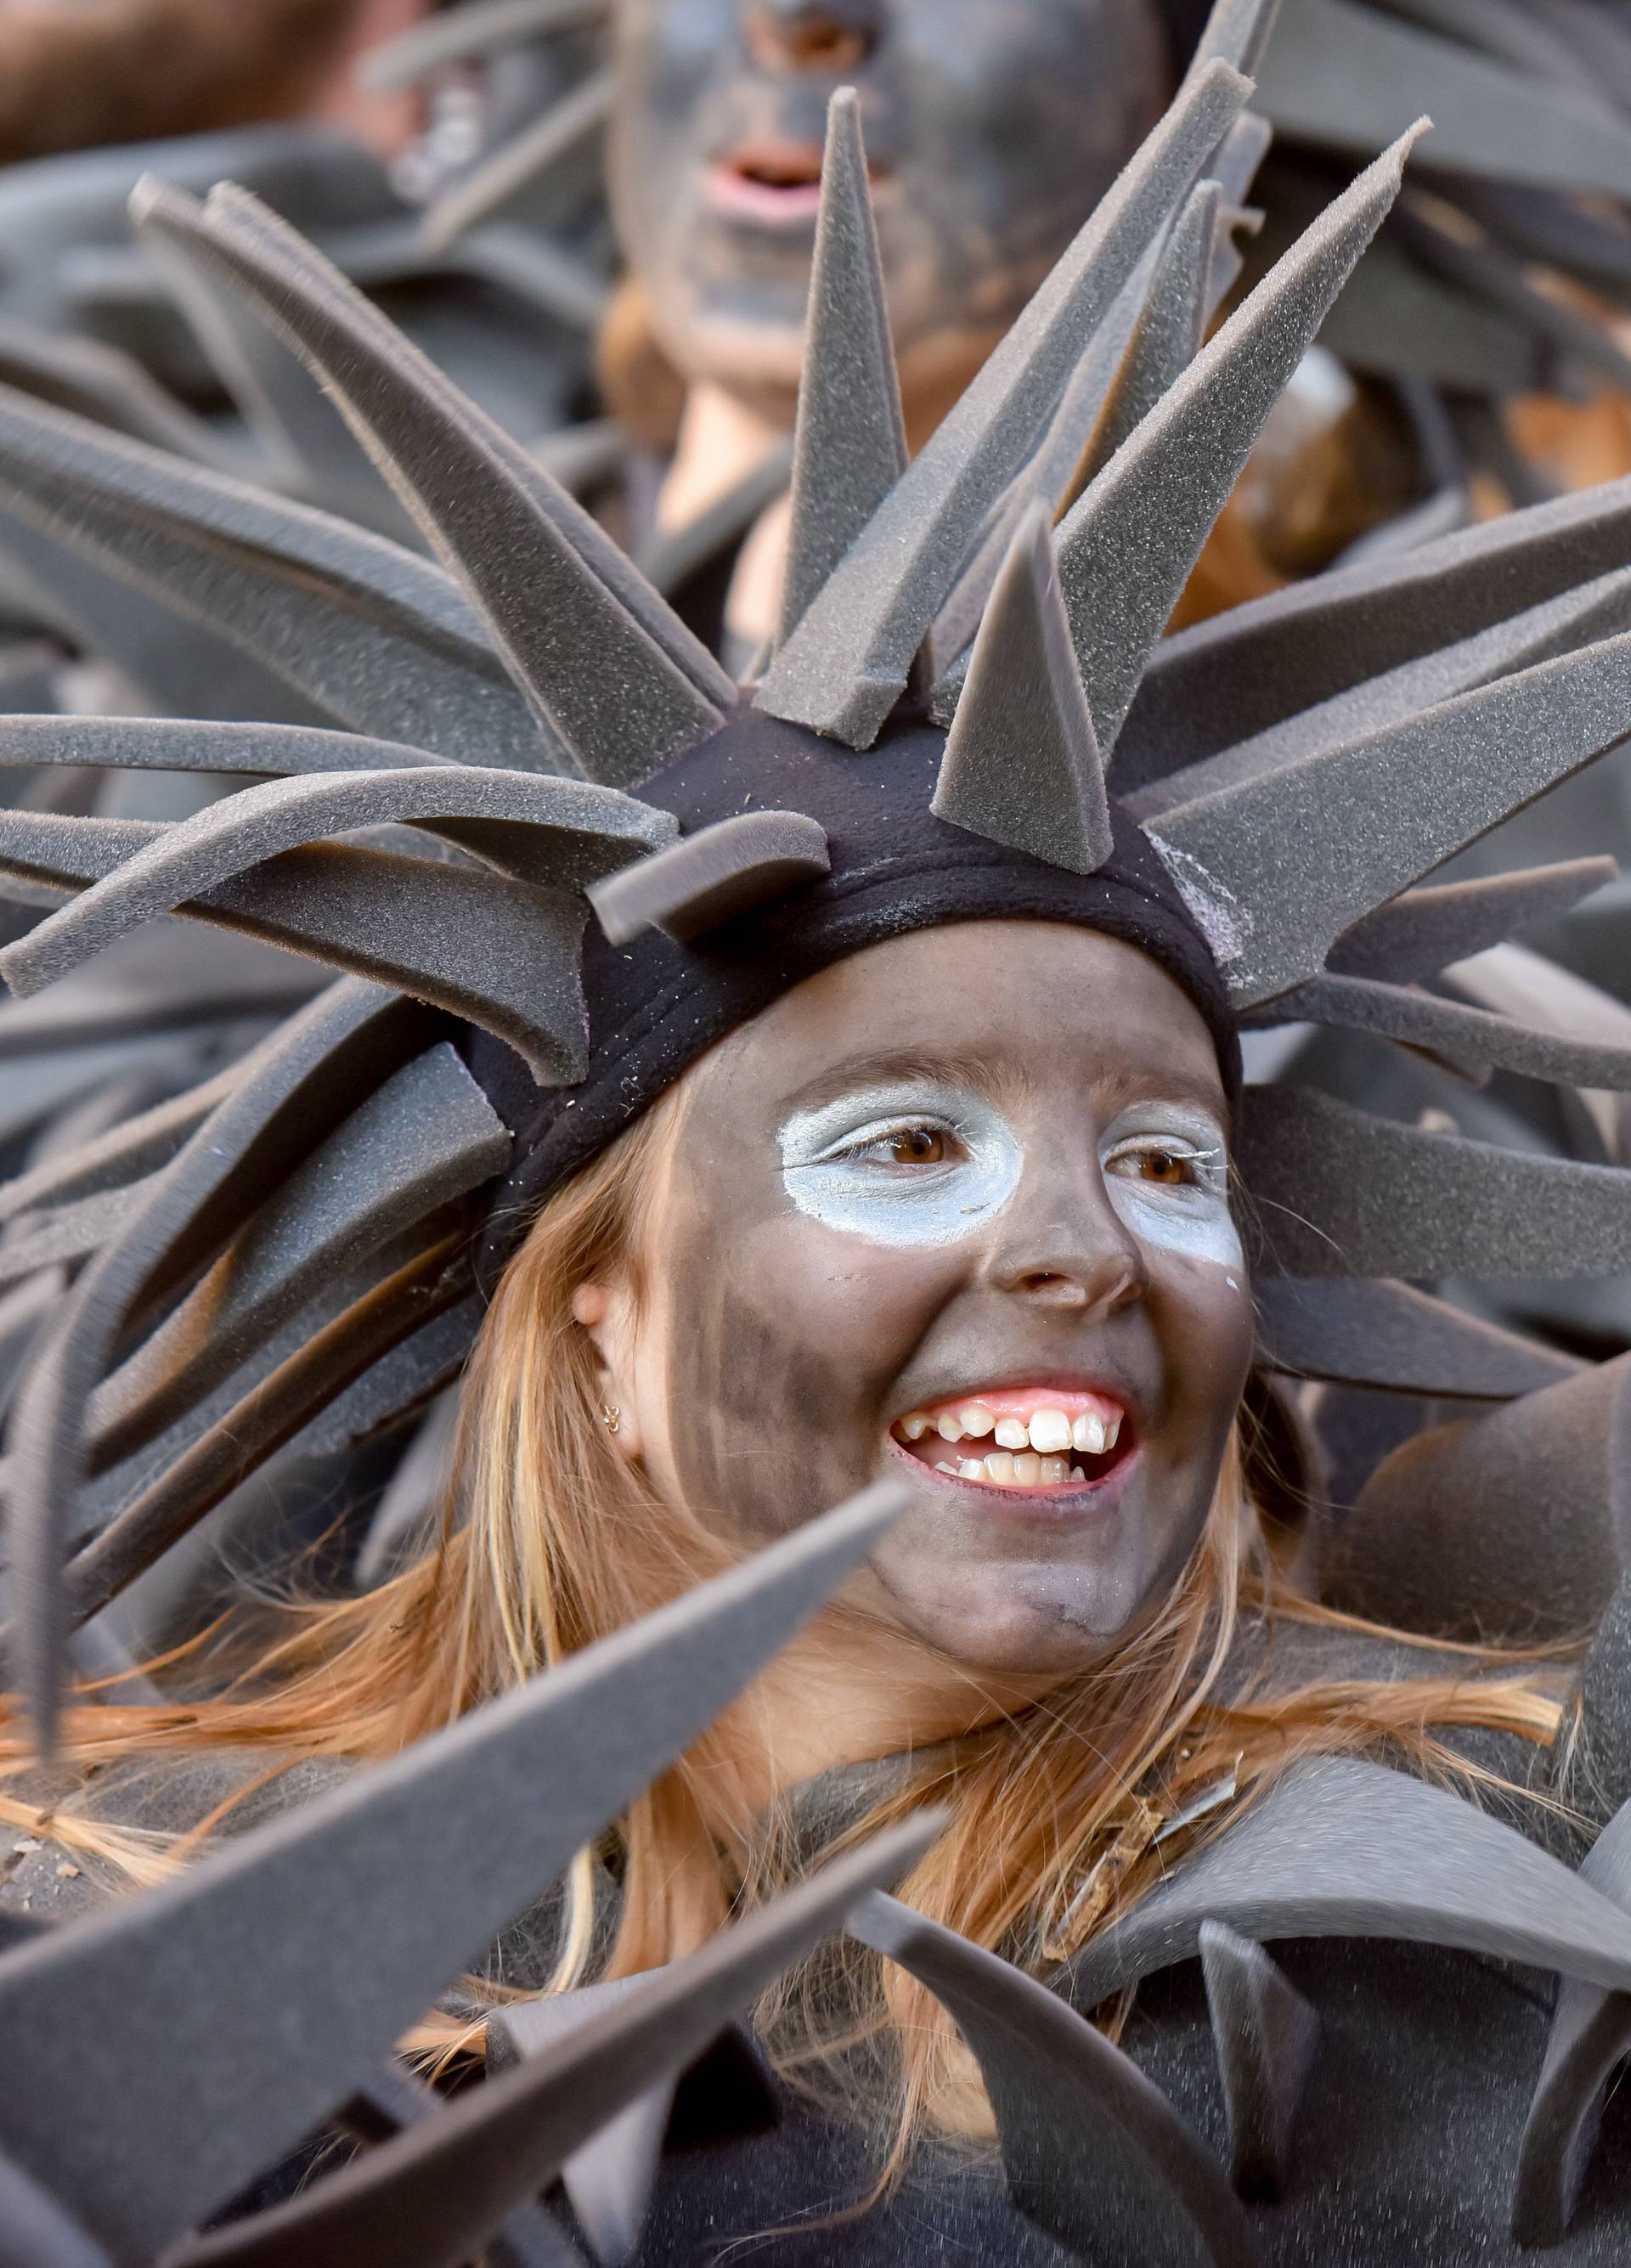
[608,0,1171,419]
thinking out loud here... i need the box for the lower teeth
[931,1452,1098,1488]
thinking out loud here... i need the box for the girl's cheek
[1106,1184,1244,1272]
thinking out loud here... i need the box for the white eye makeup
[1100,1105,1243,1269]
[778,1081,1024,1247]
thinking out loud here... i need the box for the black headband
[466,710,1239,1286]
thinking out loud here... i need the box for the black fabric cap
[466,707,1240,1286]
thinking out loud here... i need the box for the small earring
[600,1403,622,1436]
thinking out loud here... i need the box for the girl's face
[579,922,1253,1678]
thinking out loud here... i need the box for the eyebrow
[782,1047,1228,1126]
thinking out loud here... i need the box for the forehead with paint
[607,0,1171,415]
[600,920,1252,1680]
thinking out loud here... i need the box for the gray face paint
[1101,1103,1244,1269]
[778,1080,1024,1248]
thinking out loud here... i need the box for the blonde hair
[0,1087,1569,2174]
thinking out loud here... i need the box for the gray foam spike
[0,318,237,473]
[1067,1754,1631,2011]
[1148,627,1631,1006]
[1070,179,1221,496]
[754,59,1249,748]
[1130,560,1631,822]
[852,1893,1256,2267]
[777,90,907,649]
[1116,473,1631,793]
[420,67,612,253]
[1191,0,1284,74]
[1380,0,1609,91]
[1253,1275,1583,1399]
[134,181,736,776]
[1198,1920,1318,2202]
[3,980,433,1752]
[1255,0,1631,196]
[0,2153,110,2268]
[0,381,546,770]
[0,768,674,1000]
[1058,124,1421,756]
[85,1045,509,1471]
[167,1818,932,2268]
[1328,860,1617,985]
[1324,1354,1631,1643]
[362,0,604,88]
[588,812,830,945]
[55,1237,477,1635]
[931,504,1111,876]
[1238,1085,1631,1278]
[1264,970,1631,1091]
[0,1484,906,2257]
[1513,1797,1631,2247]
[0,814,600,1085]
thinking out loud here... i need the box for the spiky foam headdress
[3,11,1631,1754]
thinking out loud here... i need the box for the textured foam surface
[1239,1086,1631,1277]
[0,379,545,767]
[1327,860,1616,984]
[589,811,831,946]
[1061,125,1418,754]
[134,181,732,787]
[1117,473,1631,790]
[0,714,450,778]
[0,1487,904,2254]
[1198,1920,1319,2202]
[419,65,611,253]
[1252,1275,1582,1398]
[1265,969,1631,1088]
[777,92,907,650]
[1074,179,1218,490]
[855,1893,1252,2267]
[932,506,1112,877]
[1150,627,1631,1003]
[362,0,604,89]
[1324,1356,1631,1639]
[755,61,1249,747]
[1068,1754,1631,2009]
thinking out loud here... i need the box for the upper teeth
[897,1402,1121,1456]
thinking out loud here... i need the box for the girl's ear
[571,1279,646,1460]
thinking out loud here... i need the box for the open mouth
[889,1388,1136,1496]
[706,139,883,227]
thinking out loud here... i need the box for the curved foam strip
[1254,0,1631,195]
[1513,1799,1631,2246]
[0,1485,906,2257]
[0,1069,238,1229]
[932,505,1111,876]
[1198,1920,1318,2202]
[1382,0,1608,89]
[589,811,830,945]
[0,768,674,999]
[0,714,454,779]
[134,181,735,776]
[1327,860,1616,984]
[1131,562,1631,820]
[0,1272,64,1425]
[1237,1085,1631,1278]
[1398,200,1631,396]
[1067,1754,1631,2010]
[0,1183,151,1293]
[87,1045,508,1470]
[1117,472,1631,791]
[0,2152,110,2268]
[299,1293,484,1464]
[852,1893,1256,2267]
[0,381,545,769]
[354,1391,459,1588]
[1057,124,1420,755]
[1148,628,1631,1005]
[1252,1275,1582,1398]
[362,0,604,87]
[0,317,237,471]
[0,920,322,1055]
[1262,970,1631,1089]
[58,1238,476,1633]
[420,68,612,253]
[1324,1354,1631,1641]
[777,91,908,650]
[0,815,599,1086]
[3,981,437,1751]
[754,60,1249,748]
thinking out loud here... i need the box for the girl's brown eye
[890,1127,947,1165]
[1140,1148,1192,1187]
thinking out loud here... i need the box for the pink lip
[707,161,826,226]
[887,1434,1143,1520]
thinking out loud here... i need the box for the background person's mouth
[706,138,886,228]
